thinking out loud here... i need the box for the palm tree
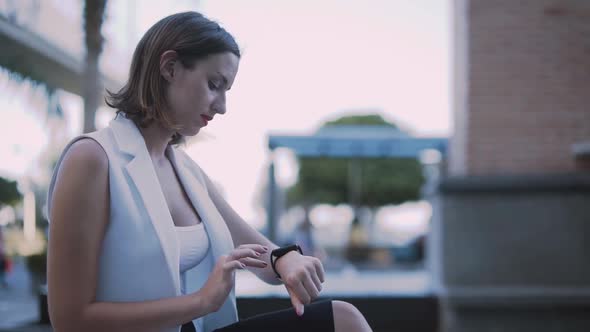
[83,0,108,133]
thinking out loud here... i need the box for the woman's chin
[179,127,201,137]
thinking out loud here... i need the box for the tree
[0,177,21,207]
[83,0,108,133]
[287,114,425,209]
[285,114,425,262]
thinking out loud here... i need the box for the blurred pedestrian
[46,11,370,332]
[0,227,8,288]
[294,217,327,263]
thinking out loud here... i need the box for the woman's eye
[208,80,219,90]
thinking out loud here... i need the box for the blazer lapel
[110,115,181,296]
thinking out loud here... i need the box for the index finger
[237,244,269,253]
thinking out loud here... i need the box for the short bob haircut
[106,11,240,145]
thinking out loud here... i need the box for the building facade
[432,1,590,331]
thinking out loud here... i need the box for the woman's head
[106,11,240,143]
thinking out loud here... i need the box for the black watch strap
[270,244,302,279]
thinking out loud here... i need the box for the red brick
[454,0,590,175]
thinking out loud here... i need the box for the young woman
[47,11,372,332]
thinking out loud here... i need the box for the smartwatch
[270,244,303,279]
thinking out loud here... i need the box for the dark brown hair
[106,11,240,144]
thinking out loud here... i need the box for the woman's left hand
[274,251,325,316]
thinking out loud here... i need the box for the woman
[47,11,372,332]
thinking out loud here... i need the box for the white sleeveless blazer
[47,114,238,332]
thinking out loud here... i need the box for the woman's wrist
[274,250,301,279]
[191,290,213,316]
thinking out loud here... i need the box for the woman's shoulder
[61,138,109,172]
[48,138,110,222]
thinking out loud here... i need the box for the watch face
[273,244,301,258]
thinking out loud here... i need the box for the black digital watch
[270,244,303,279]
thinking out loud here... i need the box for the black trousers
[181,299,334,332]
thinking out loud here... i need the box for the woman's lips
[200,115,210,126]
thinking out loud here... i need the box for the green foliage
[324,114,395,127]
[287,114,424,207]
[26,251,47,277]
[0,177,21,206]
[288,158,423,207]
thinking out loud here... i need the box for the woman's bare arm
[200,171,284,285]
[48,139,209,332]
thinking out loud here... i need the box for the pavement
[236,262,431,298]
[0,257,48,332]
[0,257,430,332]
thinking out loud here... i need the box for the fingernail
[255,252,261,257]
[262,262,268,266]
[262,246,269,251]
[240,263,246,268]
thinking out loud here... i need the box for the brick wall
[452,0,590,175]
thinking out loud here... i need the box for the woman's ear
[160,50,178,82]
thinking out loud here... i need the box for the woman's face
[165,52,239,136]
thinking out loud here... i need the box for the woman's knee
[332,300,360,317]
[332,300,371,331]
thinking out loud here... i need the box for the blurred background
[0,1,589,331]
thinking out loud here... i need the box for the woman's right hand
[198,244,268,313]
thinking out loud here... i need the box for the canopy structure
[266,125,447,242]
[0,14,120,95]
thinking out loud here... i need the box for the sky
[186,0,452,223]
[0,0,451,226]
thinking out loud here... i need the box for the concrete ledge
[442,306,590,332]
[438,173,590,193]
[440,286,590,308]
[572,141,590,159]
[438,192,589,285]
[432,173,590,331]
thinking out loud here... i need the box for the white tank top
[175,223,210,286]
[176,223,209,332]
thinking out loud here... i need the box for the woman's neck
[137,122,174,163]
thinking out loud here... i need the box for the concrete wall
[438,175,590,288]
[431,175,590,331]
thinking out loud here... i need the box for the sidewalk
[0,325,51,332]
[0,258,431,332]
[236,263,431,298]
[0,257,48,332]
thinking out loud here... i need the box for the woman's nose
[212,104,226,115]
[213,95,226,114]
